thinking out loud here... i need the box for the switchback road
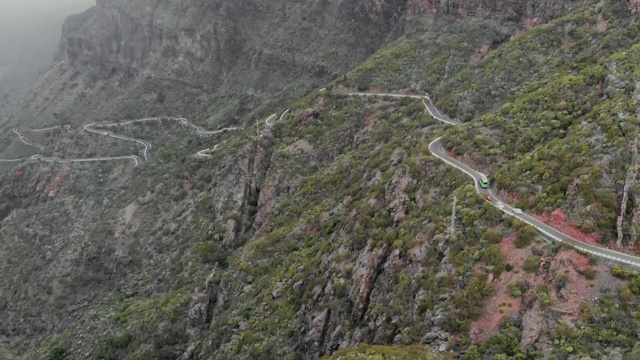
[350,91,640,268]
[4,116,242,166]
[84,123,153,161]
[197,111,286,157]
[13,129,45,150]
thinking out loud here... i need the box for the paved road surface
[4,116,241,166]
[347,92,463,126]
[28,125,71,132]
[84,123,153,161]
[33,154,141,167]
[264,114,277,127]
[13,129,45,149]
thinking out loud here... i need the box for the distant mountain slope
[0,0,409,133]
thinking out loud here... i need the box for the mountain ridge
[5,1,640,359]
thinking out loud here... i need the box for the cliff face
[1,0,410,132]
[0,0,597,359]
[1,0,582,132]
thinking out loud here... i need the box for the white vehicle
[513,208,523,215]
[496,201,504,209]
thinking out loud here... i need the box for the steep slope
[439,0,640,249]
[5,0,640,359]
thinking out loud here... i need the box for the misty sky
[0,0,93,33]
[0,0,93,18]
[0,0,95,98]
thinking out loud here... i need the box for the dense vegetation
[439,1,640,247]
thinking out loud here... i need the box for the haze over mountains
[0,0,92,106]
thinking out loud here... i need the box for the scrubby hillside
[438,1,640,251]
[4,0,640,359]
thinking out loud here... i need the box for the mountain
[1,0,407,132]
[3,0,640,359]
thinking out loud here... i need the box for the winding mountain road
[32,154,142,167]
[197,111,286,158]
[3,116,243,166]
[0,157,27,163]
[350,91,640,268]
[94,117,243,136]
[84,123,153,161]
[347,92,463,126]
[278,109,290,123]
[196,142,225,158]
[28,125,71,132]
[13,129,45,149]
[264,114,277,127]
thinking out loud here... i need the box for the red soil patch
[524,17,542,28]
[554,249,591,270]
[535,208,611,248]
[548,250,594,325]
[447,150,481,173]
[363,114,378,131]
[470,271,523,344]
[500,235,528,268]
[470,235,611,344]
[36,182,46,192]
[471,44,493,62]
[470,236,526,344]
[48,168,70,198]
[470,236,608,344]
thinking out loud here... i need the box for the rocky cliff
[1,0,410,133]
[4,0,626,359]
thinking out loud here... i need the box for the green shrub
[515,225,537,248]
[492,264,505,279]
[629,276,640,295]
[172,189,188,202]
[523,256,540,273]
[611,265,637,279]
[107,331,132,349]
[481,246,506,267]
[505,263,514,271]
[508,280,528,297]
[582,267,597,280]
[482,228,504,244]
[112,312,126,324]
[196,243,228,267]
[49,346,66,360]
[241,306,252,319]
[479,325,525,356]
[620,288,632,301]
